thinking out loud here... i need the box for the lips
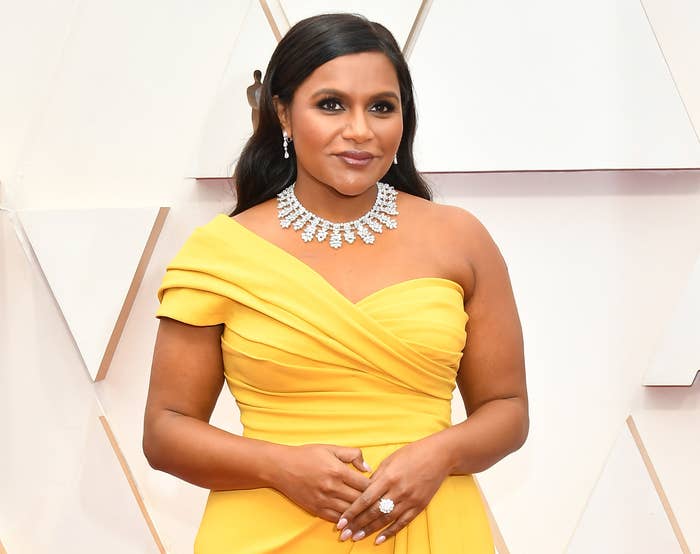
[338,150,373,160]
[336,150,375,166]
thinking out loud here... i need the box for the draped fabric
[156,214,495,553]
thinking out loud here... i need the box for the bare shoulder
[401,192,489,241]
[400,193,506,302]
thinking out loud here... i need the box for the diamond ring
[378,497,395,514]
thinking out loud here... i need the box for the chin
[326,175,383,196]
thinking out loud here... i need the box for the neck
[292,180,378,222]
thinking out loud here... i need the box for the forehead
[295,51,400,97]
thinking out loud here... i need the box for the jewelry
[378,498,395,514]
[393,152,398,165]
[282,130,291,159]
[276,181,398,248]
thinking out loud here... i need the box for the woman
[144,13,528,553]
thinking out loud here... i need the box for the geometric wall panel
[473,476,509,554]
[280,0,423,49]
[631,411,699,552]
[644,253,700,385]
[99,415,166,553]
[409,0,700,172]
[188,0,279,178]
[567,419,680,553]
[15,206,169,381]
[642,0,700,140]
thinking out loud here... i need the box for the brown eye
[318,98,343,111]
[371,101,396,113]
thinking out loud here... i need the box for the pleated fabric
[155,214,495,553]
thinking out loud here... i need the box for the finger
[325,497,352,517]
[341,467,371,492]
[345,500,399,540]
[374,508,419,545]
[337,481,384,528]
[335,484,365,504]
[332,446,372,473]
[318,508,342,523]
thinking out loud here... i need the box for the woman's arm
[142,318,279,490]
[426,209,529,474]
[142,317,371,522]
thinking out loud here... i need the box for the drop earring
[393,152,398,165]
[282,130,291,159]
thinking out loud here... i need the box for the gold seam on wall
[473,475,510,554]
[259,0,283,42]
[95,206,170,381]
[99,415,168,553]
[403,0,433,59]
[626,415,691,553]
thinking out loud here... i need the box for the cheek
[292,113,335,146]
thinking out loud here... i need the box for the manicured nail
[352,530,366,541]
[363,461,372,472]
[340,529,352,541]
[336,517,347,530]
[375,535,386,545]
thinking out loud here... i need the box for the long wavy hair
[231,13,431,215]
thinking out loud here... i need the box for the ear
[272,95,291,137]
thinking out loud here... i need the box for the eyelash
[317,96,396,114]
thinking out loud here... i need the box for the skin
[143,51,528,546]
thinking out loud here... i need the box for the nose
[341,109,374,143]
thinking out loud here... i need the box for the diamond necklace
[276,181,399,249]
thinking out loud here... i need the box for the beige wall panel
[409,0,700,172]
[0,0,79,179]
[187,1,278,178]
[566,422,680,553]
[642,0,700,138]
[436,170,700,553]
[16,207,165,381]
[0,214,158,553]
[632,410,700,551]
[94,193,242,552]
[644,253,700,385]
[280,0,423,48]
[13,0,250,210]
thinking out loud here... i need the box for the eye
[370,101,397,114]
[317,97,344,112]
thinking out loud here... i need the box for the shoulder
[400,193,507,300]
[401,192,499,255]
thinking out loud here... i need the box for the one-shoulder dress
[155,214,495,553]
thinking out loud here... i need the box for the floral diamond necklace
[276,181,399,249]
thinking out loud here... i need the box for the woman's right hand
[274,444,372,523]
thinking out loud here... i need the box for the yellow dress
[155,214,495,553]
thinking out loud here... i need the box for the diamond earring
[393,152,398,165]
[282,130,290,159]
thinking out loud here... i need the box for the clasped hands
[276,440,449,545]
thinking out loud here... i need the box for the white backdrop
[2,1,699,553]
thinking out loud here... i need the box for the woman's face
[275,51,403,197]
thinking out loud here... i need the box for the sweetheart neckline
[215,214,466,307]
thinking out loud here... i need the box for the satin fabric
[156,214,495,553]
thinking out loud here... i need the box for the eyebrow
[310,88,400,102]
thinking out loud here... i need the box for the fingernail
[375,535,386,545]
[336,517,347,530]
[340,529,352,541]
[352,530,366,541]
[363,461,372,472]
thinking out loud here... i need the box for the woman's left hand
[336,438,451,544]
